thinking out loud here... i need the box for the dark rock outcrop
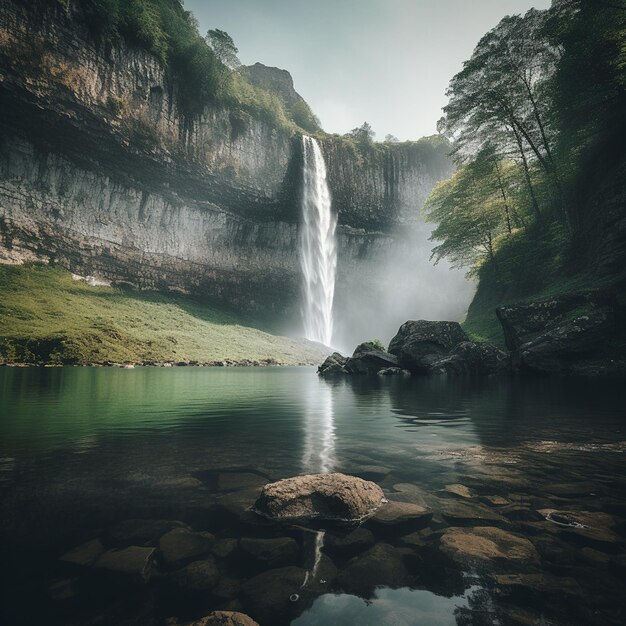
[497,292,625,375]
[317,352,349,376]
[345,342,399,374]
[430,341,510,375]
[253,473,386,522]
[388,320,469,371]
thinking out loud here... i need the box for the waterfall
[300,136,337,346]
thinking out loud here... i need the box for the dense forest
[424,0,626,342]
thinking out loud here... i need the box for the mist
[332,222,475,353]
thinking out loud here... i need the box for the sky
[186,0,552,141]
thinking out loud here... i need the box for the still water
[1,367,625,625]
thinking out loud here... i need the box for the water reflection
[302,377,336,474]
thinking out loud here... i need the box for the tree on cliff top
[348,122,375,144]
[206,29,241,70]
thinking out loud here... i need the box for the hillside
[0,265,328,365]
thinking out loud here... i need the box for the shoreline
[0,359,320,369]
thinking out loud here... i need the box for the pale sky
[187,0,552,141]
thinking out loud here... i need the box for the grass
[0,264,326,365]
[462,221,625,346]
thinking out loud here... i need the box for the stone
[539,509,620,546]
[48,578,79,601]
[491,572,582,597]
[94,546,156,582]
[217,472,267,492]
[352,465,391,482]
[431,341,510,376]
[482,495,510,506]
[441,501,508,526]
[337,543,410,596]
[168,558,219,592]
[241,566,307,625]
[60,538,105,566]
[388,320,468,372]
[366,500,433,536]
[345,342,399,375]
[188,610,259,626]
[442,484,474,499]
[212,577,242,601]
[105,519,189,547]
[159,528,214,568]
[496,292,621,375]
[317,352,349,376]
[153,477,205,491]
[377,367,411,376]
[253,473,385,522]
[440,527,539,568]
[391,483,431,507]
[239,537,299,567]
[211,538,239,560]
[326,527,375,558]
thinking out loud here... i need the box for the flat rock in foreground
[254,473,386,522]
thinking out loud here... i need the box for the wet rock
[254,473,385,522]
[61,538,105,566]
[496,292,621,375]
[442,484,474,499]
[388,320,468,372]
[187,611,259,626]
[212,577,242,601]
[431,341,511,376]
[352,465,390,482]
[337,543,410,596]
[482,495,510,506]
[441,501,508,526]
[326,527,375,559]
[377,367,411,376]
[95,546,156,582]
[391,483,432,507]
[153,477,205,491]
[345,343,399,375]
[317,352,349,376]
[213,489,272,530]
[366,500,433,536]
[218,472,267,492]
[239,537,299,567]
[211,538,239,560]
[440,527,539,569]
[159,528,214,568]
[501,507,544,522]
[48,577,79,601]
[168,558,219,592]
[539,509,620,547]
[491,572,582,597]
[241,566,307,625]
[105,519,189,547]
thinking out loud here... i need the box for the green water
[0,367,625,625]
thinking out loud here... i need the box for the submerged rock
[377,367,411,376]
[239,537,299,567]
[168,558,219,592]
[187,610,259,626]
[441,501,508,526]
[105,519,189,547]
[440,527,539,568]
[94,546,156,582]
[254,473,385,522]
[61,538,105,567]
[366,500,433,536]
[326,527,375,559]
[159,528,214,568]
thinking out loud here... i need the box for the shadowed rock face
[497,292,625,376]
[253,473,386,522]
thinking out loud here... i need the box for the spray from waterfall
[299,136,337,347]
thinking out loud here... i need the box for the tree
[349,121,375,144]
[384,134,400,143]
[440,9,565,223]
[206,28,240,70]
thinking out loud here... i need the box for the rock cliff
[0,0,453,328]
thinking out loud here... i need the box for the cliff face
[0,0,453,328]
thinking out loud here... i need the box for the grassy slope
[0,264,327,365]
[462,222,626,347]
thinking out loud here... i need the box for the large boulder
[344,342,399,375]
[317,352,349,376]
[497,292,623,375]
[187,611,259,626]
[254,473,386,522]
[388,321,468,372]
[431,341,511,376]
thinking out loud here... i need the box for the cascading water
[299,135,337,347]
